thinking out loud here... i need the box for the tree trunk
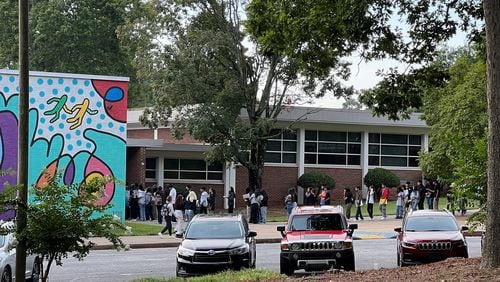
[483,0,500,268]
[247,139,266,191]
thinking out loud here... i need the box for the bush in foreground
[134,269,284,282]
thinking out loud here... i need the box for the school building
[126,107,429,209]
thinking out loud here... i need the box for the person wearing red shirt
[379,184,390,220]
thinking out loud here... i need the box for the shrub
[297,172,335,189]
[363,168,400,189]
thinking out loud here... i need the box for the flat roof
[0,69,129,82]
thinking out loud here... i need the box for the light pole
[16,0,29,280]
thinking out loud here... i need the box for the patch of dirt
[286,258,500,282]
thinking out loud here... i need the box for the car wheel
[30,258,41,282]
[1,267,12,282]
[280,257,293,276]
[398,249,407,267]
[343,257,355,271]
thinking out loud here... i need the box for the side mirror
[277,225,286,237]
[248,231,257,237]
[461,226,469,231]
[394,227,402,233]
[348,224,358,230]
[6,238,18,251]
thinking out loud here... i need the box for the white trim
[298,128,305,177]
[157,156,164,187]
[264,163,298,168]
[163,179,224,185]
[0,69,129,82]
[304,164,362,170]
[367,166,421,171]
[362,131,369,198]
[154,129,158,140]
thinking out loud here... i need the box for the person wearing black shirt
[417,180,426,210]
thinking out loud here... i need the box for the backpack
[145,193,152,205]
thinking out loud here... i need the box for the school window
[164,158,223,180]
[264,129,297,164]
[145,158,157,179]
[304,130,361,165]
[368,133,422,167]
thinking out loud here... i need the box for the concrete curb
[90,232,482,251]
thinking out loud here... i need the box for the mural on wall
[0,70,128,219]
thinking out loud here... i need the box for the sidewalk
[89,214,479,250]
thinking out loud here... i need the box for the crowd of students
[125,183,218,237]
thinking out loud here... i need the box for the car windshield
[405,216,459,232]
[0,235,5,248]
[186,220,244,239]
[290,214,344,231]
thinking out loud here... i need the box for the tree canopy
[0,0,148,107]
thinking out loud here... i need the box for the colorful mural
[0,70,128,220]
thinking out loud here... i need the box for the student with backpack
[158,196,174,237]
[154,191,164,224]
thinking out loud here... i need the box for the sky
[311,25,471,109]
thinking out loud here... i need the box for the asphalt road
[49,237,481,281]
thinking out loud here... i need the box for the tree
[128,0,360,190]
[247,0,500,268]
[363,168,400,190]
[0,0,147,107]
[0,173,125,282]
[297,172,335,190]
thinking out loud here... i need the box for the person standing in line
[154,190,164,224]
[366,185,375,220]
[174,194,185,236]
[130,184,139,220]
[285,188,295,216]
[417,180,426,210]
[184,185,197,222]
[305,187,316,205]
[354,186,364,221]
[343,188,354,220]
[224,186,236,214]
[319,186,330,206]
[199,187,209,214]
[410,185,419,211]
[208,187,216,212]
[379,184,389,220]
[249,189,263,224]
[158,196,174,237]
[243,187,252,219]
[145,187,153,221]
[168,184,177,206]
[426,182,435,209]
[137,185,146,221]
[396,186,405,219]
[259,189,268,224]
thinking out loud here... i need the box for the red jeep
[394,209,469,266]
[277,206,358,275]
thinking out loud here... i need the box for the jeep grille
[293,241,343,251]
[418,242,452,251]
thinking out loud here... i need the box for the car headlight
[229,245,249,255]
[342,241,353,249]
[402,241,417,248]
[177,245,195,257]
[281,242,290,251]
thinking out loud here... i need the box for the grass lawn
[133,269,283,282]
[120,221,163,236]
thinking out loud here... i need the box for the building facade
[127,107,429,209]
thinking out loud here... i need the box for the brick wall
[304,167,363,202]
[126,147,145,185]
[158,128,199,144]
[127,129,154,139]
[235,166,298,209]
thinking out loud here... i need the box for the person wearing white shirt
[199,187,209,214]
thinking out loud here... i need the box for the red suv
[277,206,357,275]
[394,209,469,266]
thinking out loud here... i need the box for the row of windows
[145,132,423,181]
[145,158,223,181]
